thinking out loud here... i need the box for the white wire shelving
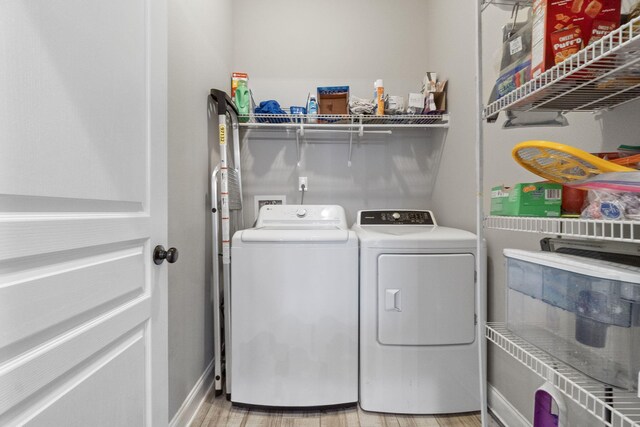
[238,113,450,130]
[238,113,449,166]
[485,17,640,117]
[487,323,640,427]
[485,215,640,242]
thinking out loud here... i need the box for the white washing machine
[231,205,358,408]
[352,209,479,414]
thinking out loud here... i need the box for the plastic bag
[581,190,640,220]
[568,171,640,192]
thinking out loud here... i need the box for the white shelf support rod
[295,127,302,167]
[476,0,489,425]
[348,130,354,167]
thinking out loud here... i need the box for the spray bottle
[374,79,384,116]
[307,92,318,124]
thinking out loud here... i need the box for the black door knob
[153,245,179,265]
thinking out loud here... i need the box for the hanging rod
[297,129,393,135]
[293,128,393,168]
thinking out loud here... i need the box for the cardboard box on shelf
[431,91,447,112]
[491,183,563,217]
[317,86,349,116]
[531,0,621,78]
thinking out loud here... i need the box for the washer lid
[239,229,351,243]
[256,205,348,229]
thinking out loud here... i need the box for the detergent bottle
[235,80,250,122]
[374,79,384,116]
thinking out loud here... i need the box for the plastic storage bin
[505,248,640,390]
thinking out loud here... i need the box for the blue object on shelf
[290,106,307,124]
[255,100,289,123]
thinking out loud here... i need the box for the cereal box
[531,0,621,77]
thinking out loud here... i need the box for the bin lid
[504,248,640,284]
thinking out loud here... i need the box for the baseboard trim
[169,360,215,427]
[488,383,531,427]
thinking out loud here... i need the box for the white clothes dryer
[231,205,358,408]
[352,209,479,414]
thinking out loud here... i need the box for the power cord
[300,183,306,205]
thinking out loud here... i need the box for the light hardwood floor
[190,390,490,427]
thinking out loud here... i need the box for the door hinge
[475,314,478,325]
[474,270,477,283]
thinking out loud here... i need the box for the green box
[491,183,562,217]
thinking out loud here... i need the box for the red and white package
[590,19,618,43]
[531,0,621,77]
[551,27,584,64]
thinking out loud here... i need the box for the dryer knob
[392,212,401,220]
[296,208,307,218]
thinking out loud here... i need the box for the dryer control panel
[357,210,436,226]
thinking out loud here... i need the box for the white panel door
[0,1,168,426]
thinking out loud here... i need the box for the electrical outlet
[298,177,308,191]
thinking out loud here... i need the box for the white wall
[232,0,477,232]
[482,3,640,424]
[168,0,232,420]
[167,0,640,423]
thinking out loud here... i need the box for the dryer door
[377,253,475,345]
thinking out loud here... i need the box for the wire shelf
[486,323,640,427]
[485,216,640,242]
[485,17,640,117]
[238,113,450,130]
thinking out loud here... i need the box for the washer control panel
[358,210,436,226]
